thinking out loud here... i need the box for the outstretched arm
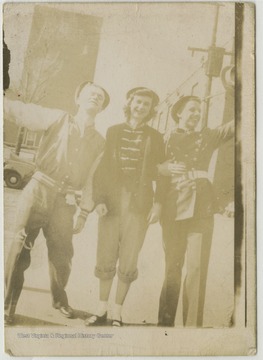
[4,97,64,132]
[209,120,235,148]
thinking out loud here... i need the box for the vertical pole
[202,4,221,127]
[15,127,26,155]
[164,106,172,133]
[231,37,235,65]
[234,2,245,327]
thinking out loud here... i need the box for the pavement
[3,187,235,328]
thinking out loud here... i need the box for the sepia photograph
[2,1,256,356]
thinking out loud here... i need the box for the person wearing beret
[85,87,166,327]
[157,95,234,327]
[4,81,109,325]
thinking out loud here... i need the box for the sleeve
[4,98,64,131]
[208,120,234,149]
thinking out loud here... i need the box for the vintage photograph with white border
[1,1,256,356]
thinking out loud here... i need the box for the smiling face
[177,100,201,131]
[129,95,153,123]
[76,84,106,114]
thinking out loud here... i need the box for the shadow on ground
[5,314,63,327]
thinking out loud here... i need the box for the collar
[83,124,96,137]
[125,120,146,131]
[70,116,95,137]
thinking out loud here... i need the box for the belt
[187,170,209,180]
[32,171,76,195]
[171,170,209,184]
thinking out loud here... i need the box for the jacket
[162,120,234,221]
[92,122,166,215]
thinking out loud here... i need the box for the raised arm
[208,120,234,148]
[4,98,65,132]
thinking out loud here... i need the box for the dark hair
[75,81,110,109]
[124,88,159,122]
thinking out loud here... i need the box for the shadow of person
[5,314,63,327]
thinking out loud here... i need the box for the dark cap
[126,87,159,108]
[171,95,201,122]
[75,81,110,109]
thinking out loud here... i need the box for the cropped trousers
[95,187,148,284]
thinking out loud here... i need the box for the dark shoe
[58,305,74,318]
[4,314,15,326]
[112,318,123,327]
[85,312,107,326]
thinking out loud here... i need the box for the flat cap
[171,95,201,122]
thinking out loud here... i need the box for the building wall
[4,120,43,148]
[4,4,102,155]
[4,3,235,137]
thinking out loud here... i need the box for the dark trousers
[158,216,214,327]
[5,179,76,318]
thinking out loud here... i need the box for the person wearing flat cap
[157,95,234,327]
[4,81,109,325]
[85,87,166,327]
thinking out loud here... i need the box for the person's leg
[182,232,203,326]
[112,281,130,325]
[182,216,214,327]
[114,206,148,324]
[4,179,48,323]
[86,213,119,325]
[5,228,40,323]
[196,217,214,327]
[43,195,76,317]
[158,219,188,326]
[94,278,114,317]
[115,280,130,306]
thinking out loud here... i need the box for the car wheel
[5,170,22,189]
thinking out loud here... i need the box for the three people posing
[4,85,234,328]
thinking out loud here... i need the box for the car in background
[4,152,36,189]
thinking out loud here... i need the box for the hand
[176,178,196,191]
[147,203,162,224]
[73,215,86,234]
[168,162,186,175]
[158,160,186,176]
[96,203,108,217]
[224,201,234,218]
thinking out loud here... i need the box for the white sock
[95,301,107,316]
[112,304,122,321]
